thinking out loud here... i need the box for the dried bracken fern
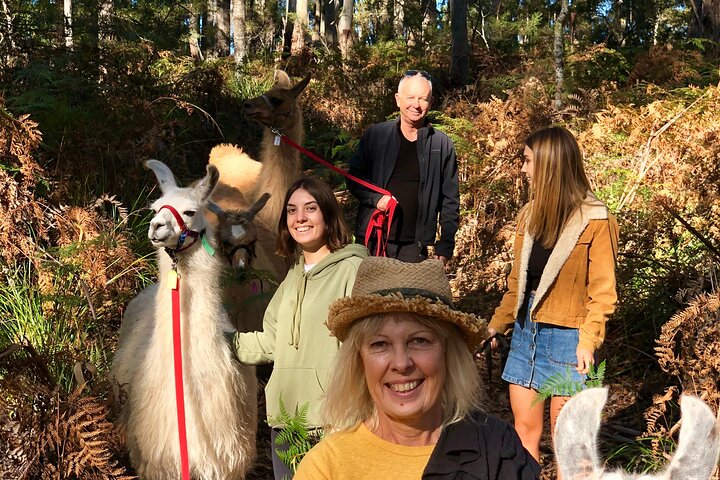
[0,344,135,480]
[642,386,677,454]
[654,291,720,392]
[642,291,720,462]
[0,105,50,264]
[36,196,150,327]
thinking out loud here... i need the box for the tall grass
[0,261,78,389]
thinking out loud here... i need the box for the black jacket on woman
[423,410,541,480]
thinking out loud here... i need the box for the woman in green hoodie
[229,176,369,479]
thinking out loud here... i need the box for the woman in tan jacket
[485,126,619,468]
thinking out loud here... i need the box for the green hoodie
[231,243,368,427]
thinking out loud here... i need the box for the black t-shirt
[520,240,553,316]
[386,129,421,242]
[527,240,553,292]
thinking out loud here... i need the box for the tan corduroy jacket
[488,193,619,352]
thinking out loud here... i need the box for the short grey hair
[397,71,433,96]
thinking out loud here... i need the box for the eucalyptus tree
[338,0,354,56]
[233,0,247,61]
[689,0,720,41]
[451,0,470,84]
[553,0,568,108]
[64,0,73,48]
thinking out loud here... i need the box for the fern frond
[270,394,324,473]
[533,360,607,405]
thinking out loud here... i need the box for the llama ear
[665,395,720,480]
[274,70,291,88]
[206,201,227,222]
[248,193,271,219]
[554,387,607,480]
[289,73,311,98]
[195,164,220,203]
[145,159,178,193]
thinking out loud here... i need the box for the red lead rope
[276,133,398,256]
[169,270,190,480]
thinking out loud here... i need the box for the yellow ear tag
[167,270,179,290]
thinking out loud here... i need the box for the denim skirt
[501,293,586,395]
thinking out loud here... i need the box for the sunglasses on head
[404,70,432,81]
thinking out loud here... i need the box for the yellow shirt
[295,422,435,479]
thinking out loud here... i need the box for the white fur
[555,387,720,480]
[113,160,258,480]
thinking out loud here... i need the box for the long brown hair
[524,126,591,248]
[276,176,353,256]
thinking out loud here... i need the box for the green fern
[269,395,323,476]
[532,360,606,405]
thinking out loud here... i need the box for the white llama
[555,387,720,480]
[112,160,258,480]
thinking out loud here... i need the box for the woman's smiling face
[360,314,446,428]
[286,188,327,252]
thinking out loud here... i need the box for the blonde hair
[321,312,481,434]
[524,126,591,248]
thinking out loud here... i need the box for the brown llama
[208,70,310,332]
[209,70,310,233]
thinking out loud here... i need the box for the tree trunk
[205,0,218,55]
[378,0,393,40]
[2,0,17,57]
[188,8,203,60]
[233,0,247,61]
[323,0,338,46]
[689,0,720,42]
[313,0,321,42]
[215,0,230,56]
[393,0,404,39]
[422,0,437,35]
[98,0,113,43]
[553,0,569,109]
[450,0,469,85]
[282,0,296,55]
[291,0,308,54]
[64,0,73,49]
[338,0,354,57]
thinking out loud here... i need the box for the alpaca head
[243,70,310,131]
[146,159,220,251]
[555,387,720,480]
[207,192,271,270]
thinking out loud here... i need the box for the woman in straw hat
[294,257,540,480]
[485,126,619,470]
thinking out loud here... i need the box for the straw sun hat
[326,257,487,349]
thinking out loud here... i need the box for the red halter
[159,205,202,253]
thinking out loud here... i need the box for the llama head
[145,159,220,250]
[555,387,720,480]
[243,70,311,131]
[207,192,271,270]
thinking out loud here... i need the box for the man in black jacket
[348,70,460,264]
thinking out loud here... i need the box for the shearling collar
[515,193,608,317]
